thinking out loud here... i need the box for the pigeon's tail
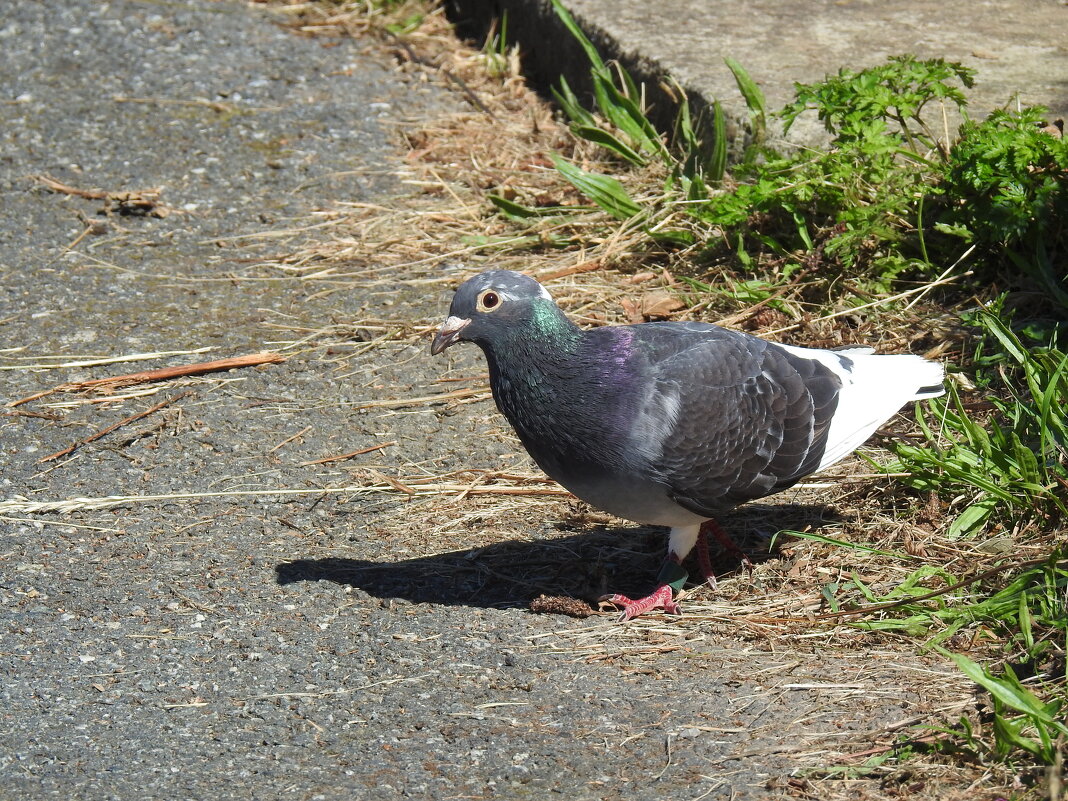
[914,382,948,399]
[879,353,948,402]
[786,348,946,474]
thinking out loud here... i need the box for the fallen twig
[112,95,237,114]
[33,173,171,217]
[532,260,603,282]
[37,392,192,463]
[4,409,62,421]
[300,441,396,466]
[269,426,313,453]
[8,351,285,407]
[33,173,111,200]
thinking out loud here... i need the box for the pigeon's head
[431,270,557,355]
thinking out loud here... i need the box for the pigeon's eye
[477,290,501,312]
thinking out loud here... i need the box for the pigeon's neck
[492,300,582,362]
[528,300,582,352]
[486,319,645,483]
[483,301,585,409]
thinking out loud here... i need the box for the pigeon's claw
[600,584,681,621]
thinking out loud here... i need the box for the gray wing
[634,325,841,515]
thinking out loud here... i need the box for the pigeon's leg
[600,525,699,621]
[697,519,754,577]
[694,523,718,588]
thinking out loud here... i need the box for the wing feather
[629,326,841,516]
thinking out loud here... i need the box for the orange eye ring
[477,290,501,312]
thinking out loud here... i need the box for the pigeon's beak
[430,316,470,355]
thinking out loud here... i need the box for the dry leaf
[620,297,643,324]
[640,292,685,319]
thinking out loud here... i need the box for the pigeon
[431,270,945,619]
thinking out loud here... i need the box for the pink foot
[600,584,681,621]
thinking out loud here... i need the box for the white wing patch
[776,343,945,473]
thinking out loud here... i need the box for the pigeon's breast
[487,327,706,526]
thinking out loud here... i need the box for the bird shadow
[275,503,840,610]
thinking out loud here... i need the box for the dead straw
[300,441,396,466]
[0,472,569,515]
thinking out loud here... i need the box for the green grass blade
[552,76,595,126]
[851,571,879,603]
[591,75,669,160]
[1033,352,1068,464]
[792,210,814,250]
[672,86,699,153]
[978,310,1030,365]
[709,99,727,182]
[945,650,1063,727]
[487,194,591,221]
[550,0,607,76]
[822,582,842,613]
[570,124,647,166]
[725,57,767,118]
[1018,591,1034,650]
[992,712,1044,758]
[725,56,767,145]
[550,153,642,220]
[946,498,995,538]
[677,275,714,293]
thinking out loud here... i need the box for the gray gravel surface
[1,2,940,799]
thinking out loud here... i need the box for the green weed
[550,0,671,170]
[818,554,1068,769]
[872,303,1068,769]
[942,108,1068,250]
[890,307,1068,538]
[938,645,1068,766]
[545,0,756,235]
[782,55,974,159]
[940,107,1068,309]
[529,7,1067,305]
[475,12,519,78]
